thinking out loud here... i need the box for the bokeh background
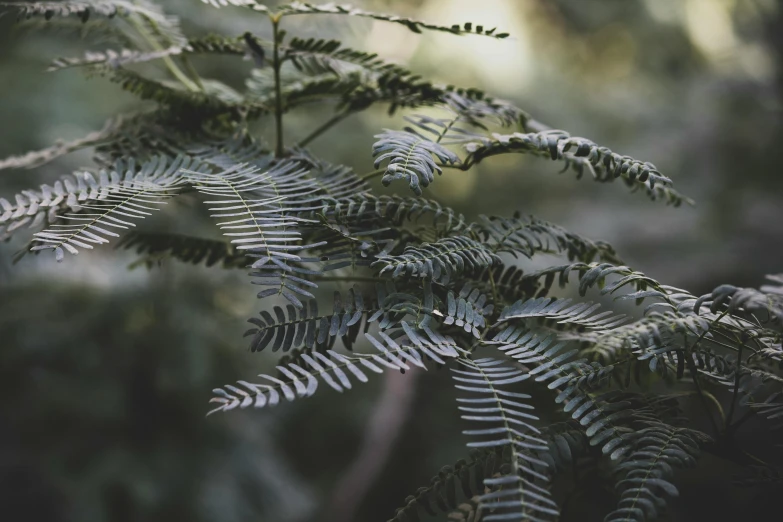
[1,0,781,521]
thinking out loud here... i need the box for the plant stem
[298,111,350,148]
[129,16,200,92]
[360,169,385,181]
[311,275,386,284]
[272,16,285,157]
[179,55,205,91]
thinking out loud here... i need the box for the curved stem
[129,15,200,92]
[360,169,385,182]
[298,111,351,148]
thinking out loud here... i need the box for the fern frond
[453,357,559,521]
[438,284,494,339]
[388,448,503,522]
[115,231,252,268]
[298,155,370,199]
[276,3,510,39]
[478,214,623,264]
[186,160,326,308]
[443,91,527,129]
[283,37,391,76]
[245,284,418,352]
[485,325,635,459]
[694,275,783,326]
[28,155,202,260]
[199,0,268,12]
[95,66,264,117]
[312,194,468,233]
[374,236,500,284]
[4,0,187,45]
[516,262,687,308]
[49,47,184,70]
[390,422,589,522]
[372,129,460,195]
[463,131,692,206]
[209,325,461,415]
[499,297,628,330]
[2,1,126,22]
[605,423,702,522]
[48,34,247,71]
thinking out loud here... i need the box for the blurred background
[1,0,781,521]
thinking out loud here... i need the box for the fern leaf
[499,297,628,330]
[372,129,459,195]
[387,448,504,522]
[463,131,692,206]
[605,424,702,522]
[283,37,391,76]
[48,34,247,71]
[49,47,184,70]
[186,161,326,308]
[94,66,263,117]
[517,262,684,307]
[485,326,634,459]
[2,1,126,22]
[199,0,268,12]
[209,326,460,414]
[694,275,783,325]
[28,155,201,260]
[374,236,499,284]
[4,0,187,45]
[277,2,510,39]
[453,357,559,521]
[478,214,623,264]
[438,283,494,339]
[389,423,589,522]
[310,194,468,233]
[245,284,418,352]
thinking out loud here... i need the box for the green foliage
[2,2,780,521]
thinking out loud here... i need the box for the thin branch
[360,169,385,182]
[128,15,200,92]
[297,111,351,148]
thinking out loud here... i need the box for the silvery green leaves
[477,214,623,264]
[463,130,692,206]
[694,274,783,325]
[4,1,188,46]
[186,161,326,309]
[499,297,628,330]
[200,0,268,11]
[452,357,559,522]
[209,325,460,415]
[2,1,126,22]
[372,130,459,196]
[485,325,634,460]
[605,424,703,522]
[16,155,205,260]
[276,3,509,39]
[440,284,493,339]
[245,284,413,353]
[374,236,499,284]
